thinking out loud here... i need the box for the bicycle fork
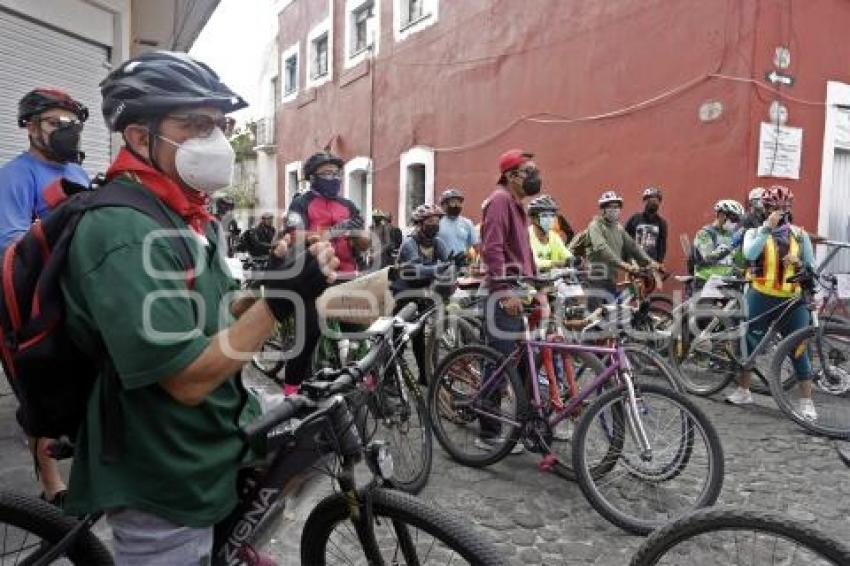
[621,372,654,462]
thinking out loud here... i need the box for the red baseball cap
[498,149,534,174]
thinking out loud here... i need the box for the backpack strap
[82,181,201,463]
[85,181,196,279]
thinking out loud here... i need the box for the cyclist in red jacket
[283,151,365,394]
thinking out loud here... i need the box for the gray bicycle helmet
[100,50,247,132]
[439,188,465,204]
[528,194,558,215]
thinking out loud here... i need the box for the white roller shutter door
[0,8,112,177]
[825,148,850,273]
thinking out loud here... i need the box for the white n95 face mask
[161,127,235,194]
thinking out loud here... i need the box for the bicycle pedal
[538,453,558,472]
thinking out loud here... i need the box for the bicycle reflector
[367,441,394,480]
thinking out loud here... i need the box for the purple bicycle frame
[471,331,632,430]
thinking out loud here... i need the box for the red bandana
[106,148,213,234]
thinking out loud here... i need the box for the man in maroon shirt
[477,149,548,452]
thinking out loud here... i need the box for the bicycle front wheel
[573,383,724,535]
[367,362,433,494]
[300,487,508,565]
[428,345,529,467]
[0,491,113,565]
[629,507,850,565]
[770,322,850,437]
[622,344,684,392]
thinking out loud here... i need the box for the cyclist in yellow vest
[728,185,817,420]
[527,194,572,270]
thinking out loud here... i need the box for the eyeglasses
[166,113,231,138]
[37,116,82,130]
[315,171,342,180]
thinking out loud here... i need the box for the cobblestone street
[263,379,850,565]
[3,372,850,565]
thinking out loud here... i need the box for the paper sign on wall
[757,122,803,180]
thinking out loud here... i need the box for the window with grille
[402,0,424,26]
[311,33,329,78]
[352,1,374,55]
[405,164,426,221]
[284,55,297,94]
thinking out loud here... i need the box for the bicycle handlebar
[242,301,423,442]
[240,395,313,441]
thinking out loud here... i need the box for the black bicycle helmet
[528,194,558,215]
[642,186,663,201]
[100,50,247,132]
[18,88,89,127]
[303,151,345,179]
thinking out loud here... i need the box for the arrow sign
[766,70,794,87]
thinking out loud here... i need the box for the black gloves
[259,246,330,322]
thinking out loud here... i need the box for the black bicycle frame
[212,398,371,566]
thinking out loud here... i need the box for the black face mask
[644,202,659,215]
[521,170,542,196]
[421,224,439,240]
[35,123,85,164]
[446,205,462,217]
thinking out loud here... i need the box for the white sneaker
[552,420,574,441]
[799,398,818,421]
[474,436,525,455]
[725,388,754,405]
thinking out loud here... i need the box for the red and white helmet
[761,185,794,209]
[410,203,444,223]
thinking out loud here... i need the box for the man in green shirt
[585,190,658,311]
[692,199,745,285]
[61,51,338,564]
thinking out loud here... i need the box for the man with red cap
[476,149,548,453]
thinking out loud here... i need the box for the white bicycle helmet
[714,199,745,219]
[748,186,765,203]
[598,190,623,208]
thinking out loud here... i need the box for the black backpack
[0,177,195,446]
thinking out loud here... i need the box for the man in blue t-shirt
[436,187,479,266]
[0,88,90,506]
[0,88,90,255]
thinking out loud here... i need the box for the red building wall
[276,0,850,270]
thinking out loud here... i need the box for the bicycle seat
[718,276,748,287]
[674,275,695,283]
[456,277,482,290]
[364,316,394,337]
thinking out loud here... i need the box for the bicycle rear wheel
[573,384,724,535]
[770,322,850,437]
[629,507,850,565]
[668,317,736,396]
[426,313,480,383]
[428,345,528,467]
[0,491,112,565]
[300,487,508,565]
